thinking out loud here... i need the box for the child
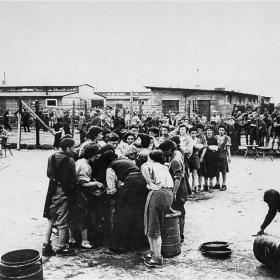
[141,150,174,268]
[215,125,231,191]
[188,128,200,194]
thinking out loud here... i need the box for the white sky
[0,1,280,101]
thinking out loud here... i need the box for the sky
[0,1,280,101]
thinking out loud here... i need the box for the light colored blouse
[141,161,174,189]
[75,158,92,184]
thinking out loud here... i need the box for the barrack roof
[144,86,271,99]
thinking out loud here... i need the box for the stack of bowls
[200,241,232,259]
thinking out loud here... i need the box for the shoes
[188,193,195,199]
[168,207,179,214]
[42,243,55,257]
[141,251,153,261]
[193,187,197,194]
[203,185,208,192]
[214,184,220,190]
[81,241,93,249]
[208,187,213,193]
[220,185,227,191]
[144,256,163,268]
[90,244,101,250]
[55,246,75,257]
[68,240,79,249]
[197,185,201,192]
[108,247,125,254]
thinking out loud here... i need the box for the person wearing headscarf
[79,126,103,157]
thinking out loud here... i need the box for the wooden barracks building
[0,84,271,121]
[100,86,271,120]
[144,86,271,119]
[0,84,105,113]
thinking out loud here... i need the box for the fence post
[17,98,22,150]
[72,100,75,137]
[129,91,133,125]
[84,100,88,122]
[35,100,40,147]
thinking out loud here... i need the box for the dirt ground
[1,150,280,280]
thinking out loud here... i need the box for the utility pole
[84,100,88,122]
[35,100,40,147]
[17,98,22,150]
[138,99,143,119]
[72,100,75,137]
[129,91,133,125]
[195,68,200,89]
[2,72,6,85]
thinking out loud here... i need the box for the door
[162,100,179,114]
[194,100,210,120]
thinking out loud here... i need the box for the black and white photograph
[1,1,280,279]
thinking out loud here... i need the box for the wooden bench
[244,145,258,158]
[255,146,273,161]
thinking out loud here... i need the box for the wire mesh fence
[2,100,270,148]
[0,96,195,146]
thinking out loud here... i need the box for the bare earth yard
[1,150,280,280]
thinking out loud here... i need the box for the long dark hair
[137,133,151,148]
[91,145,117,183]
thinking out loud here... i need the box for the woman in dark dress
[202,127,219,192]
[102,149,149,253]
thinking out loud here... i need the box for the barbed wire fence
[1,98,196,148]
[1,98,259,149]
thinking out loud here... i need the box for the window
[46,99,57,107]
[197,100,210,120]
[91,100,104,108]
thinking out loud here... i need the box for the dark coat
[43,152,77,218]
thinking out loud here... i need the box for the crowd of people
[49,103,280,152]
[2,102,280,266]
[2,101,280,152]
[43,111,235,268]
